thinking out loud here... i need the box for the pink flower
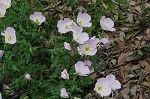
[3,84,10,90]
[57,18,77,34]
[94,78,111,97]
[64,42,71,51]
[1,27,16,44]
[0,92,2,99]
[60,88,69,98]
[77,46,84,56]
[25,73,31,80]
[77,12,92,27]
[30,12,46,25]
[0,50,4,59]
[75,60,93,76]
[0,3,6,17]
[77,37,100,56]
[65,20,77,32]
[61,69,69,79]
[101,38,109,45]
[100,16,115,31]
[106,74,121,91]
[0,0,11,9]
[73,27,89,44]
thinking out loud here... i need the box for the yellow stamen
[7,36,12,41]
[98,86,103,91]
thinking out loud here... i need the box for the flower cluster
[94,74,121,97]
[0,1,120,98]
[57,12,117,98]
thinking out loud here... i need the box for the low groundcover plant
[0,0,122,98]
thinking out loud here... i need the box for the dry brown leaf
[139,60,150,71]
[126,13,134,23]
[129,1,136,6]
[115,37,125,49]
[142,81,150,88]
[120,88,130,99]
[138,89,147,99]
[118,64,131,83]
[135,6,142,13]
[111,59,117,65]
[119,32,125,42]
[118,52,133,65]
[27,0,34,5]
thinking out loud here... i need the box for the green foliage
[0,0,95,98]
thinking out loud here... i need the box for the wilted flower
[106,74,121,91]
[73,27,89,44]
[77,37,100,56]
[77,12,92,27]
[0,3,6,17]
[0,0,11,9]
[61,69,69,79]
[101,38,109,45]
[100,16,115,31]
[64,42,71,51]
[0,50,4,59]
[60,88,69,98]
[3,84,10,90]
[1,27,16,44]
[75,60,93,76]
[94,78,111,97]
[25,73,31,80]
[30,12,46,25]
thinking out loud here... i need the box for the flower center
[64,25,68,30]
[78,20,83,26]
[0,12,2,17]
[35,18,39,24]
[98,86,103,91]
[5,4,8,8]
[83,45,91,52]
[7,36,12,41]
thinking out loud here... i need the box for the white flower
[0,50,4,59]
[30,12,46,25]
[106,74,121,91]
[1,27,16,44]
[77,12,92,27]
[0,92,2,99]
[77,37,100,56]
[94,78,111,97]
[25,73,31,80]
[75,61,93,76]
[73,27,89,44]
[57,18,71,34]
[100,16,115,31]
[61,69,69,79]
[101,38,109,45]
[64,42,71,51]
[3,84,10,90]
[0,3,6,17]
[65,20,77,32]
[60,88,69,98]
[0,0,11,9]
